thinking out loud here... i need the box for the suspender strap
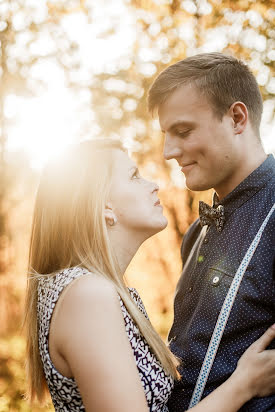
[189,203,275,408]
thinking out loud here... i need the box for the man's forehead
[158,84,209,129]
[160,83,206,110]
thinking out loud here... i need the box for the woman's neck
[108,227,147,275]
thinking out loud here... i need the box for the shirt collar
[212,154,275,216]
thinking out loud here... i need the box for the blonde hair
[24,139,180,403]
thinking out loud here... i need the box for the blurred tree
[0,3,88,409]
[0,0,87,336]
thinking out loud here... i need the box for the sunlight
[4,0,275,171]
[5,0,136,169]
[6,90,79,169]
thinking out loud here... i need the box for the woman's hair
[24,138,180,403]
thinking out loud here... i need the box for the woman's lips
[181,163,196,173]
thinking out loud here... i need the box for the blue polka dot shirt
[168,154,275,412]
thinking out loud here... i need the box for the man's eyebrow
[162,120,194,133]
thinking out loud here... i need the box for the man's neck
[215,151,267,200]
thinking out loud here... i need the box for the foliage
[0,335,53,412]
[0,0,85,274]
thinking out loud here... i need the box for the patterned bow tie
[199,201,225,232]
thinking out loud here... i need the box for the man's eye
[176,130,191,138]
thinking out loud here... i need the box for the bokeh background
[0,0,274,410]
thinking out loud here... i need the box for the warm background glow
[4,0,275,170]
[6,0,136,169]
[0,0,274,410]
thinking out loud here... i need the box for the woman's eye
[132,171,140,179]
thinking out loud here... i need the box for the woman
[24,139,275,412]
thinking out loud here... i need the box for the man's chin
[185,179,212,192]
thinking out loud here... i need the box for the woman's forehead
[113,149,136,172]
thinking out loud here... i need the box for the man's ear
[104,203,117,227]
[229,101,248,135]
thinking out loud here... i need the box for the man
[148,52,275,411]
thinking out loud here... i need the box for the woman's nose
[151,181,159,193]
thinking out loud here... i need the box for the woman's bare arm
[51,274,149,412]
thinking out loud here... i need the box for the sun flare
[6,90,80,169]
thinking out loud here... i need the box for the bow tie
[199,201,225,232]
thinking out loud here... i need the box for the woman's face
[108,150,168,238]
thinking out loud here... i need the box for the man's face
[158,83,241,197]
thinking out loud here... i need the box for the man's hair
[148,52,263,136]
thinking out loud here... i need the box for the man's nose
[163,135,182,160]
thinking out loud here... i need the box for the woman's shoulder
[37,266,119,322]
[38,266,115,294]
[45,268,125,358]
[60,267,118,307]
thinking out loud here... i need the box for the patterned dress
[37,266,174,411]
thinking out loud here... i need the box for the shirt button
[204,237,209,244]
[212,276,220,286]
[188,286,193,292]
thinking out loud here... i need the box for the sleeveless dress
[37,266,174,411]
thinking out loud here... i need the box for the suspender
[189,203,275,409]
